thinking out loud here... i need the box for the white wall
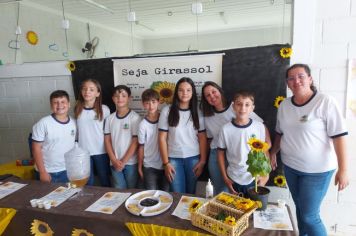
[143,26,291,53]
[292,0,356,234]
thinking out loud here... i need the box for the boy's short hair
[141,89,160,102]
[112,85,131,96]
[50,90,69,102]
[233,90,255,103]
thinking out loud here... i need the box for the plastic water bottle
[205,179,214,199]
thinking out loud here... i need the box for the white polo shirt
[104,110,141,165]
[138,117,163,170]
[77,105,110,155]
[158,105,205,158]
[32,114,76,173]
[276,92,348,173]
[217,119,265,185]
[204,103,263,149]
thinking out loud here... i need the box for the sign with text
[113,54,223,115]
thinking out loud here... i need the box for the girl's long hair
[200,81,227,117]
[168,77,200,130]
[74,79,104,121]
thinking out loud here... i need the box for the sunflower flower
[66,61,76,72]
[224,216,237,226]
[280,47,293,58]
[150,81,176,104]
[247,137,269,152]
[234,198,255,211]
[274,96,285,108]
[30,219,54,236]
[189,199,202,213]
[72,228,93,236]
[274,175,287,187]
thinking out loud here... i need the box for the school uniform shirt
[77,105,110,156]
[32,114,76,173]
[276,92,348,173]
[138,117,163,170]
[158,105,205,158]
[217,119,265,185]
[204,103,263,149]
[104,110,141,165]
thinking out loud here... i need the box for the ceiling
[20,0,292,38]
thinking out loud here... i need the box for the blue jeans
[35,170,69,183]
[87,154,111,187]
[143,167,169,191]
[232,180,255,197]
[111,164,138,190]
[208,149,228,195]
[169,155,199,194]
[284,164,334,236]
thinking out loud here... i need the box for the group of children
[32,77,270,197]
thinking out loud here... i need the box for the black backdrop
[71,44,290,185]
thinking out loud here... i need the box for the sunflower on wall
[274,96,285,108]
[280,47,293,58]
[66,61,76,72]
[150,81,176,104]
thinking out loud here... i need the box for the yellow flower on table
[72,228,93,236]
[234,198,255,211]
[30,219,53,236]
[274,175,287,187]
[224,216,237,226]
[247,137,269,152]
[189,199,202,213]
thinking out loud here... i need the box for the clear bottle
[205,179,214,199]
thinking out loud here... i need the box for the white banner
[113,54,223,115]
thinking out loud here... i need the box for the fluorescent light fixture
[192,2,203,15]
[80,0,114,14]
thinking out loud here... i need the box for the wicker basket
[191,192,258,236]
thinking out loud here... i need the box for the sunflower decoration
[224,216,237,226]
[247,137,269,153]
[188,199,202,213]
[280,47,292,58]
[274,175,287,187]
[30,219,54,236]
[234,198,255,211]
[72,228,94,236]
[66,61,76,72]
[274,96,285,108]
[27,31,39,45]
[150,81,176,104]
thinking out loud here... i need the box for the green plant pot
[247,186,270,211]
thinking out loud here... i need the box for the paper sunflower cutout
[224,216,237,226]
[27,31,39,45]
[280,47,292,58]
[66,61,76,72]
[274,175,287,187]
[72,228,94,236]
[188,199,202,213]
[150,81,176,104]
[30,219,54,236]
[247,137,269,152]
[274,96,285,108]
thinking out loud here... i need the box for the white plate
[125,190,173,216]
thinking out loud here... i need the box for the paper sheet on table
[85,192,131,214]
[253,204,293,230]
[172,196,207,220]
[0,182,27,200]
[39,186,80,207]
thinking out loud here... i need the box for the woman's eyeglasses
[286,73,308,82]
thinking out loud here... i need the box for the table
[0,177,296,236]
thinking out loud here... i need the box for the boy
[137,89,169,191]
[104,85,141,189]
[32,90,76,183]
[217,91,270,196]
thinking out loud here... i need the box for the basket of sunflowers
[191,192,260,236]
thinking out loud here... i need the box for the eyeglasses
[286,73,308,82]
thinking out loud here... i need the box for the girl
[75,79,111,187]
[200,81,263,194]
[158,77,207,194]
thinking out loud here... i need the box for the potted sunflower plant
[246,136,272,211]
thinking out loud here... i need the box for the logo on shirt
[299,115,309,122]
[124,123,129,129]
